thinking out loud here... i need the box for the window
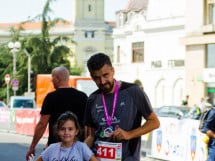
[119,13,124,26]
[207,87,215,105]
[206,44,215,67]
[168,60,184,67]
[151,61,162,68]
[132,42,144,63]
[205,0,215,24]
[84,31,95,38]
[88,4,92,12]
[85,32,88,38]
[92,31,95,38]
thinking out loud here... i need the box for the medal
[104,126,113,137]
[99,126,113,138]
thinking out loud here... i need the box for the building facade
[181,0,215,106]
[113,0,186,107]
[72,0,114,74]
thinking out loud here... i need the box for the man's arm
[26,114,50,161]
[207,130,215,139]
[84,126,95,148]
[112,112,160,141]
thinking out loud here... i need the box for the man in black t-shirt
[26,66,88,161]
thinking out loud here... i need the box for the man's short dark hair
[87,53,112,72]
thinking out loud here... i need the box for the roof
[117,0,148,13]
[0,20,116,32]
[105,21,116,26]
[0,21,73,31]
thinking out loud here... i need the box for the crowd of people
[26,53,160,161]
[181,95,215,161]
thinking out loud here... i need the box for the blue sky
[0,0,127,23]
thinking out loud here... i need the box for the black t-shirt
[84,81,153,161]
[40,88,88,145]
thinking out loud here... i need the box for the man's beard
[100,81,114,94]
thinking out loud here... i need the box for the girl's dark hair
[56,111,81,139]
[87,53,112,72]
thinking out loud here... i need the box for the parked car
[154,105,190,119]
[8,96,36,109]
[0,101,7,108]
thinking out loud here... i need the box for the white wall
[113,0,186,107]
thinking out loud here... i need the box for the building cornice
[180,34,215,45]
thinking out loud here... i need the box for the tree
[0,26,24,102]
[0,45,13,102]
[134,79,144,90]
[0,0,79,101]
[21,0,74,74]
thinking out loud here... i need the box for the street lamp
[8,41,21,95]
[24,49,31,93]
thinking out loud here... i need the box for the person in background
[182,95,189,106]
[199,97,207,112]
[84,53,160,161]
[26,66,88,161]
[189,104,201,120]
[201,107,215,161]
[32,111,98,161]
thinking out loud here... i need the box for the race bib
[96,141,122,161]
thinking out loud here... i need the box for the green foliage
[0,46,13,102]
[70,66,83,76]
[134,79,144,90]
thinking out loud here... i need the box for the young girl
[35,111,98,161]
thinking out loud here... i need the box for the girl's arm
[84,126,95,148]
[35,156,43,161]
[90,155,99,161]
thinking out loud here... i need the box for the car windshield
[155,106,190,119]
[13,99,34,108]
[180,107,190,114]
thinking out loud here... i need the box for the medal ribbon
[102,81,119,126]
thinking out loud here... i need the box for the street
[0,131,164,161]
[0,131,46,161]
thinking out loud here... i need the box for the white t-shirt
[41,141,93,161]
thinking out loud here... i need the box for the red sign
[15,109,49,137]
[5,74,10,84]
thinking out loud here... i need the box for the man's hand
[28,154,35,161]
[26,148,35,161]
[26,115,50,161]
[111,127,130,141]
